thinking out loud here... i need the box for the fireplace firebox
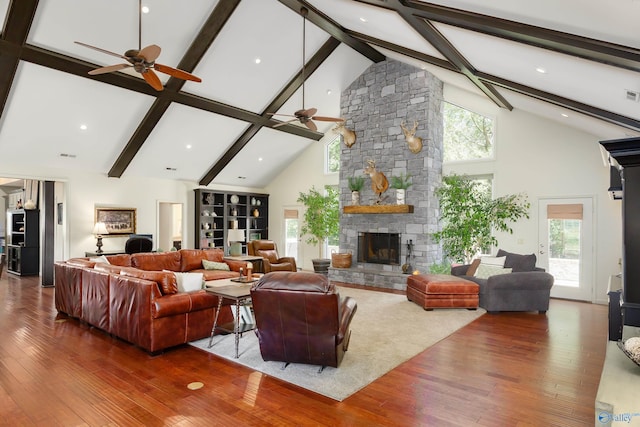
[357,232,400,265]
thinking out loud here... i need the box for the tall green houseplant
[432,174,530,264]
[297,186,340,259]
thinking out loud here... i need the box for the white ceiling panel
[0,62,154,172]
[308,0,446,60]
[0,0,8,31]
[500,88,640,140]
[29,0,216,84]
[212,127,312,187]
[421,0,640,49]
[125,103,250,182]
[186,0,329,113]
[435,23,640,121]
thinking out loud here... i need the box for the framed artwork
[95,207,137,236]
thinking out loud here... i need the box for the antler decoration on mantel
[400,121,423,154]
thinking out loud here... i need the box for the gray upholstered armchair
[450,249,554,314]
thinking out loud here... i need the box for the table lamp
[92,222,109,254]
[227,229,245,257]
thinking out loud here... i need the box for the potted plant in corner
[297,185,340,274]
[390,173,412,205]
[431,174,530,264]
[348,176,364,205]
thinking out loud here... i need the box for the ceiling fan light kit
[268,7,343,131]
[75,0,201,91]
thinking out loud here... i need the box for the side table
[206,282,256,358]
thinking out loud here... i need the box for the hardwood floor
[0,274,607,426]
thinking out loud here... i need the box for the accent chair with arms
[247,239,297,272]
[250,271,357,369]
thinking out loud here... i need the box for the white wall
[265,134,339,270]
[442,85,622,304]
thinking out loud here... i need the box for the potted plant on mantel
[348,176,364,205]
[390,173,412,205]
[297,185,340,274]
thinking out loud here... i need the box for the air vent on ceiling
[625,89,640,102]
[59,153,77,158]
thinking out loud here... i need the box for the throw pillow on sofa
[202,259,230,271]
[496,249,537,272]
[474,264,512,279]
[173,272,204,292]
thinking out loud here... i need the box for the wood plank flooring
[0,274,607,426]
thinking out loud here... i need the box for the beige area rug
[189,286,485,401]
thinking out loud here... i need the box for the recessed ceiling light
[141,5,150,13]
[561,113,569,118]
[255,58,261,64]
[258,157,263,162]
[79,124,87,130]
[186,144,192,149]
[359,17,368,23]
[326,89,332,95]
[536,67,547,74]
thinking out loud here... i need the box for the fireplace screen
[357,232,401,265]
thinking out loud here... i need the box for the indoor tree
[297,185,340,260]
[431,174,530,264]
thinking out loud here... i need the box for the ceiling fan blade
[305,120,318,132]
[273,118,299,128]
[138,44,161,62]
[74,41,129,61]
[267,113,297,118]
[88,63,132,75]
[297,107,317,117]
[142,69,164,91]
[154,63,202,82]
[312,116,346,122]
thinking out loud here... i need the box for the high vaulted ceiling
[1,0,639,188]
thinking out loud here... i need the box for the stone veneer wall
[329,59,444,290]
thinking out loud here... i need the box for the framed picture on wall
[95,207,137,236]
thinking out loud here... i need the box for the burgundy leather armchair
[247,240,297,273]
[250,271,357,369]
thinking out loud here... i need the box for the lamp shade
[227,229,245,244]
[92,222,109,236]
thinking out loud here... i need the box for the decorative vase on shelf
[24,199,36,210]
[251,197,256,205]
[396,189,406,205]
[351,191,360,205]
[253,208,259,217]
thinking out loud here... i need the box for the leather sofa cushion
[120,269,178,295]
[67,258,96,268]
[132,251,181,272]
[94,263,127,275]
[153,290,218,319]
[496,249,537,272]
[105,254,131,267]
[179,248,224,272]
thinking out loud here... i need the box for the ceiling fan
[269,7,344,131]
[74,0,201,91]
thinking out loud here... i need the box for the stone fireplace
[328,59,444,290]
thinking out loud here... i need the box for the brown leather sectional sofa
[54,248,247,353]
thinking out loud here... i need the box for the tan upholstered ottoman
[406,274,479,310]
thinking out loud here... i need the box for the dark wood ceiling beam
[405,1,640,73]
[0,0,39,121]
[198,37,339,186]
[347,30,457,72]
[276,0,385,63]
[477,72,640,131]
[109,0,242,177]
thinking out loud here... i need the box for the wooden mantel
[343,205,414,214]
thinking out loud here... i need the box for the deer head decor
[400,120,423,154]
[363,159,389,205]
[332,121,356,148]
